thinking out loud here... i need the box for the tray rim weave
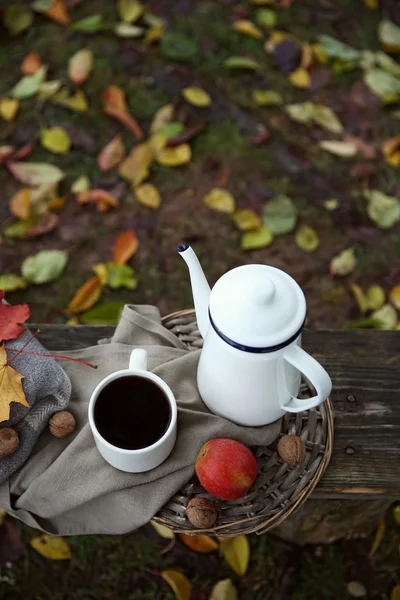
[153,309,334,537]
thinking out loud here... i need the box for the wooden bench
[35,325,400,543]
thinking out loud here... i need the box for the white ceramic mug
[88,349,177,473]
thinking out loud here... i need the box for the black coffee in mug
[94,376,171,450]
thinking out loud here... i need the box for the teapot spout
[177,244,210,338]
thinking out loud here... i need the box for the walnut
[186,497,217,529]
[0,428,19,459]
[49,411,76,438]
[277,434,306,467]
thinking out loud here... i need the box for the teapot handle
[279,345,332,413]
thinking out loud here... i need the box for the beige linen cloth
[0,306,281,535]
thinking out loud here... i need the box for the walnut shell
[49,411,76,438]
[0,428,19,459]
[277,434,306,467]
[186,497,217,529]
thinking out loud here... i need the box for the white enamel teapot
[178,244,332,426]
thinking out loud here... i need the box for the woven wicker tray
[152,310,334,537]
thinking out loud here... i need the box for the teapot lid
[209,265,306,352]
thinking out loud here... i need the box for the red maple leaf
[0,290,30,343]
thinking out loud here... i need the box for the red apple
[195,438,258,501]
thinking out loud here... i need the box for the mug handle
[129,348,148,371]
[279,345,332,413]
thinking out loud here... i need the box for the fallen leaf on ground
[255,8,277,28]
[144,22,164,45]
[369,517,386,556]
[210,579,238,600]
[3,5,33,35]
[221,535,250,576]
[204,188,235,214]
[114,23,143,38]
[102,85,143,139]
[330,248,357,276]
[389,285,400,310]
[68,48,93,86]
[364,189,400,228]
[106,263,137,290]
[161,570,191,600]
[182,87,211,107]
[0,344,29,422]
[135,183,161,209]
[80,302,126,325]
[350,284,368,314]
[157,144,191,166]
[25,213,59,238]
[179,534,218,553]
[9,189,31,220]
[150,104,174,134]
[224,56,260,70]
[37,80,62,99]
[319,140,358,157]
[379,20,400,53]
[98,134,125,171]
[8,162,64,185]
[53,89,88,112]
[92,264,108,286]
[71,175,90,194]
[21,250,68,284]
[295,225,319,252]
[76,189,119,212]
[119,141,153,186]
[366,285,385,310]
[21,52,42,74]
[0,98,19,121]
[391,585,400,600]
[0,275,27,292]
[382,137,400,167]
[11,66,47,99]
[372,304,398,329]
[289,68,310,88]
[285,102,343,133]
[263,194,297,235]
[30,535,72,560]
[364,68,400,103]
[316,34,360,62]
[233,20,263,39]
[252,89,283,106]
[118,0,143,23]
[241,226,274,250]
[67,276,103,313]
[113,230,139,264]
[0,509,5,527]
[4,220,33,239]
[159,122,185,140]
[40,127,71,154]
[233,209,261,231]
[0,292,30,343]
[71,14,103,32]
[347,581,367,598]
[150,520,175,539]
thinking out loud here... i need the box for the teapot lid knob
[248,276,276,304]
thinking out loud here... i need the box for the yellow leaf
[71,175,90,194]
[204,188,235,214]
[366,285,385,310]
[0,508,6,527]
[118,0,143,24]
[319,140,358,157]
[0,97,19,121]
[144,23,164,45]
[92,264,109,286]
[241,226,273,250]
[347,581,367,597]
[157,144,191,167]
[350,284,368,314]
[324,198,339,211]
[233,209,261,231]
[300,42,313,69]
[295,225,319,252]
[371,304,398,329]
[233,20,263,39]
[364,0,379,7]
[150,104,174,134]
[0,345,29,423]
[389,285,400,310]
[68,48,93,86]
[210,579,238,600]
[161,570,191,600]
[382,137,400,167]
[182,87,211,107]
[119,141,153,186]
[113,229,139,264]
[312,43,329,64]
[252,89,283,106]
[9,189,31,220]
[391,586,400,600]
[264,30,293,52]
[150,520,175,539]
[330,248,357,276]
[53,89,88,112]
[179,534,219,553]
[97,134,125,171]
[135,183,161,209]
[369,517,386,556]
[30,534,72,560]
[67,276,103,314]
[40,127,71,154]
[221,535,250,576]
[393,504,400,524]
[289,68,311,88]
[379,20,400,53]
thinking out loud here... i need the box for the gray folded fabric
[0,332,71,485]
[0,305,281,535]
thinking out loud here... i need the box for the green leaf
[158,122,185,139]
[210,579,238,600]
[11,66,47,99]
[255,8,277,28]
[21,250,68,284]
[241,227,273,250]
[106,262,138,290]
[8,161,64,185]
[80,302,126,325]
[252,89,283,106]
[316,34,361,61]
[117,0,143,23]
[364,189,400,229]
[31,0,53,11]
[161,33,197,61]
[4,219,33,239]
[224,56,260,70]
[0,274,27,292]
[295,225,319,252]
[71,15,104,32]
[348,317,383,329]
[366,285,385,310]
[263,194,297,235]
[379,20,400,52]
[3,5,33,35]
[330,247,357,276]
[285,102,343,133]
[40,127,71,154]
[364,68,400,103]
[371,304,398,330]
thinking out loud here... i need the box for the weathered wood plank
[30,326,400,499]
